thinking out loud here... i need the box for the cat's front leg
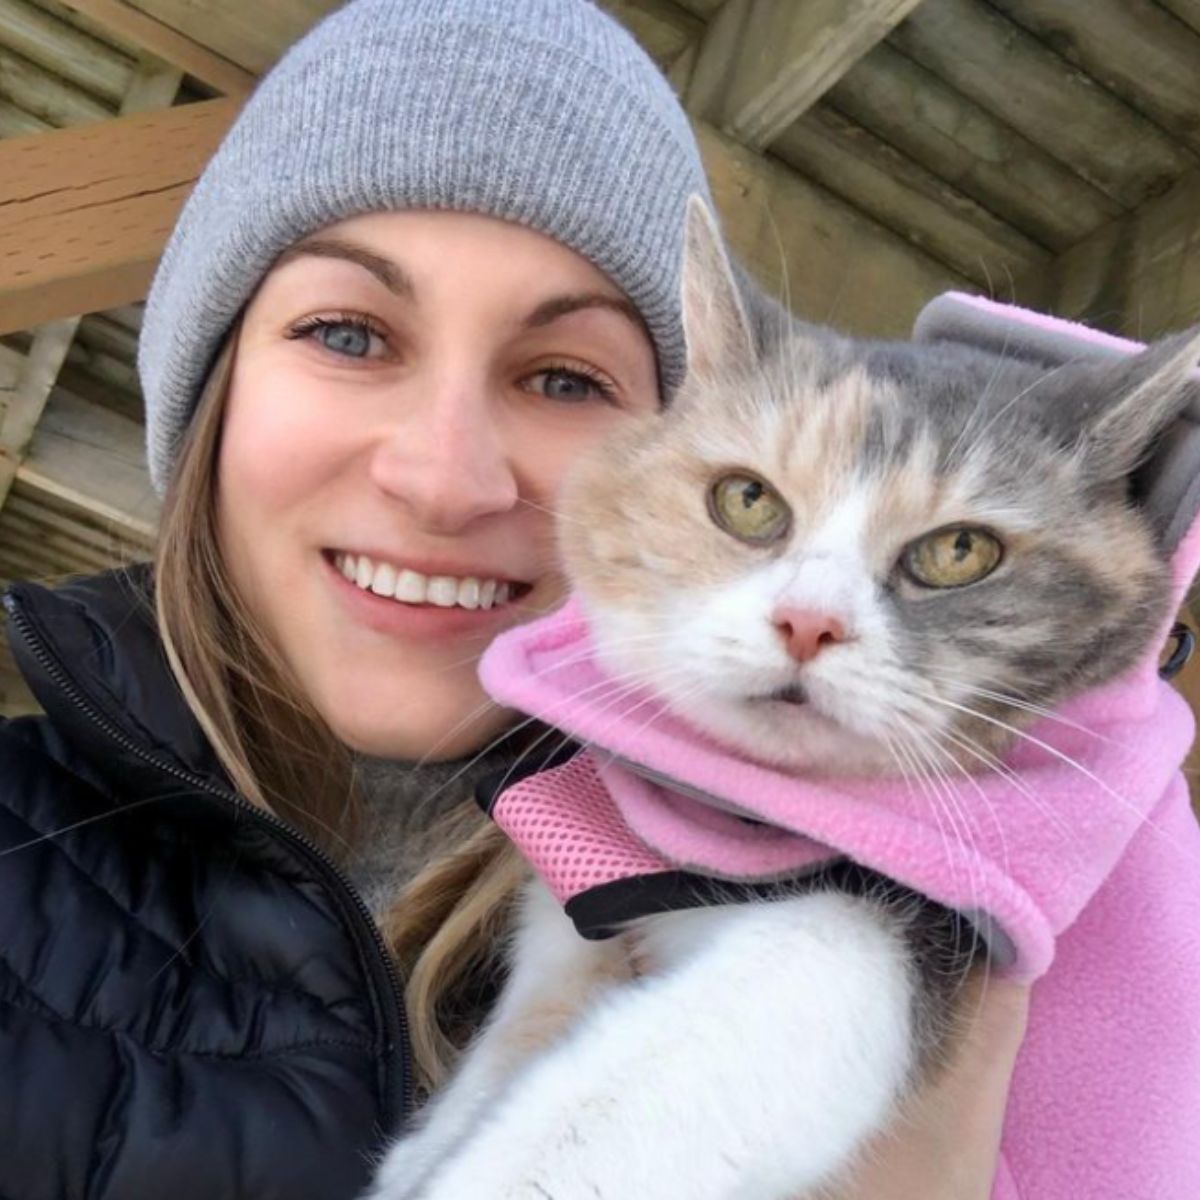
[408,890,918,1200]
[367,880,633,1200]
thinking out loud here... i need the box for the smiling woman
[0,0,1026,1197]
[217,211,659,760]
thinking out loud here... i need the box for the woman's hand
[838,975,1031,1200]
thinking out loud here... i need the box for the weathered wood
[0,43,113,126]
[60,0,255,96]
[1031,166,1200,339]
[0,509,122,572]
[120,0,334,76]
[772,106,1048,290]
[118,52,181,114]
[688,0,926,150]
[890,0,1196,209]
[825,42,1121,252]
[76,313,139,363]
[1158,0,1200,37]
[0,319,80,510]
[18,386,158,541]
[697,122,971,334]
[4,490,139,560]
[0,96,47,137]
[598,0,701,67]
[0,0,133,105]
[0,98,237,336]
[988,0,1200,156]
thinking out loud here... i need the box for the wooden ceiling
[2,0,1200,714]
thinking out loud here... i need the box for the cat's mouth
[762,684,808,706]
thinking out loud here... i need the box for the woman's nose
[368,385,519,532]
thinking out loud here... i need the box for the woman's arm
[840,976,1030,1200]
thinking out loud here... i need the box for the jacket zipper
[3,591,414,1126]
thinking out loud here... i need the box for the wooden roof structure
[2,0,1200,717]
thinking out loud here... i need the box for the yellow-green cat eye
[903,526,1003,589]
[709,472,791,544]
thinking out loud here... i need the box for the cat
[366,197,1200,1200]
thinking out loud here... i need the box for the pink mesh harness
[477,294,1200,1200]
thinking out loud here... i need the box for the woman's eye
[287,316,387,360]
[524,367,615,404]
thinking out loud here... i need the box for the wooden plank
[118,52,181,114]
[0,98,237,336]
[772,106,1048,288]
[0,43,113,126]
[60,0,255,96]
[0,319,79,509]
[0,96,47,137]
[121,0,334,77]
[1159,0,1200,37]
[697,122,977,334]
[988,0,1200,157]
[18,386,158,540]
[890,0,1196,209]
[1032,166,1200,339]
[825,42,1121,252]
[0,0,134,105]
[687,0,926,149]
[598,0,701,68]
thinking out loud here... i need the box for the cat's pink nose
[772,608,848,663]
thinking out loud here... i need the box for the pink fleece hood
[477,294,1200,1200]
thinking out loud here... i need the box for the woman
[0,1,1026,1197]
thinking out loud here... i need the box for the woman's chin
[320,681,517,762]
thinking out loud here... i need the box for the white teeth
[427,576,459,607]
[394,569,426,604]
[334,552,518,610]
[457,577,481,610]
[370,562,396,597]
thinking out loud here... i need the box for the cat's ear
[1073,326,1200,481]
[680,194,756,384]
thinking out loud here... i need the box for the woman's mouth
[330,551,531,611]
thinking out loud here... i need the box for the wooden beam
[987,0,1200,158]
[697,122,971,335]
[890,0,1196,210]
[824,42,1121,253]
[772,106,1048,290]
[597,0,702,69]
[112,0,334,79]
[60,0,255,96]
[0,98,237,337]
[0,0,134,105]
[687,0,926,150]
[17,384,158,542]
[1029,166,1200,339]
[0,43,113,126]
[0,319,79,510]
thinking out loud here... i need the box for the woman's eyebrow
[522,293,648,338]
[274,237,415,298]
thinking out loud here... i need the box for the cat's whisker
[918,692,1181,851]
[916,668,1116,744]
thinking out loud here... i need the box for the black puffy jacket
[0,566,410,1200]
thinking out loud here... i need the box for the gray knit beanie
[137,0,712,493]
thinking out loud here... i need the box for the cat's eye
[709,472,791,544]
[902,526,1003,589]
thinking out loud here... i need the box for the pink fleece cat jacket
[477,295,1200,1200]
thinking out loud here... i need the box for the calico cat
[367,198,1200,1200]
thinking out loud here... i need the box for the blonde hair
[154,328,527,1090]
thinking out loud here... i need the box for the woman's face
[217,211,659,759]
